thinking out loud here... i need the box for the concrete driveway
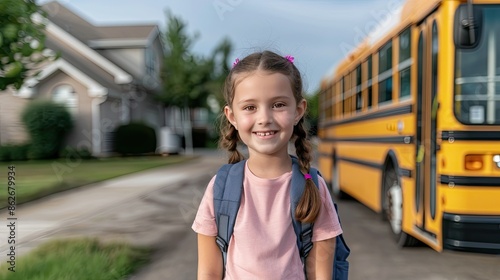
[0,150,226,279]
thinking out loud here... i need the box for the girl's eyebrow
[236,95,293,104]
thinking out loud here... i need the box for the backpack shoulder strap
[213,160,246,268]
[291,159,350,279]
[333,203,350,279]
[290,158,318,264]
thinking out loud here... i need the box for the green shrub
[0,143,30,162]
[113,123,157,155]
[0,146,10,162]
[9,143,30,161]
[21,101,73,159]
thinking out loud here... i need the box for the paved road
[129,175,210,279]
[2,151,499,280]
[337,198,500,280]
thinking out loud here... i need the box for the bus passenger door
[415,13,440,245]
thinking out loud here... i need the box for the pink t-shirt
[192,162,343,279]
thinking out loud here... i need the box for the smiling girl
[192,51,343,279]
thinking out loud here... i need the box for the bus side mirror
[454,5,482,49]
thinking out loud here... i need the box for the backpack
[213,156,350,279]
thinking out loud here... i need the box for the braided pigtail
[294,119,321,223]
[218,115,244,164]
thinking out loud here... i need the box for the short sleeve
[311,176,343,242]
[192,176,218,236]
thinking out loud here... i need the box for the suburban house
[0,1,165,156]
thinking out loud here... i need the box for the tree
[160,10,234,152]
[160,10,208,154]
[160,10,211,108]
[306,91,319,136]
[208,37,233,108]
[211,37,232,80]
[160,11,234,109]
[0,0,54,90]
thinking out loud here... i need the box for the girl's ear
[224,105,238,130]
[295,99,307,124]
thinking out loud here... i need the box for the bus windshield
[455,5,500,125]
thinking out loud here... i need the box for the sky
[39,0,406,93]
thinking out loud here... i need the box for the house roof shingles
[38,1,160,93]
[41,1,156,43]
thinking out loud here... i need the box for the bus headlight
[493,155,500,168]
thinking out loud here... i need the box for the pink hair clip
[304,174,312,180]
[232,58,240,68]
[284,55,294,63]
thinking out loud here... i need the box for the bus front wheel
[384,167,419,247]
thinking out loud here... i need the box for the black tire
[383,166,420,247]
[331,158,347,200]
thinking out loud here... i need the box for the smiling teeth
[256,132,275,136]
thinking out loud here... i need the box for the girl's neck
[247,153,292,179]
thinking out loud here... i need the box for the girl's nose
[257,108,273,125]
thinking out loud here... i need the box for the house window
[145,48,158,77]
[52,84,78,114]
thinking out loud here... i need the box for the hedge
[113,123,157,155]
[21,101,73,159]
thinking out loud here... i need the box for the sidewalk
[0,150,226,260]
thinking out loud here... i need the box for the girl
[192,51,343,279]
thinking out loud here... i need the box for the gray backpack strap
[333,203,350,280]
[290,158,317,266]
[294,164,351,280]
[292,157,352,280]
[213,160,246,269]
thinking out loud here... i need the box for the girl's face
[224,70,306,159]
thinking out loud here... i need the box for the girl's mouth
[254,131,277,136]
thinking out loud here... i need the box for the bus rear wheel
[331,159,346,199]
[384,167,419,247]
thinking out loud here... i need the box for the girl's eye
[273,103,286,108]
[243,105,256,111]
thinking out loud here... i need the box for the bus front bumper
[443,213,500,254]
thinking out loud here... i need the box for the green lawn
[0,155,193,208]
[0,238,150,280]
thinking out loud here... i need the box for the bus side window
[351,69,357,113]
[344,73,350,116]
[356,64,362,112]
[399,28,412,100]
[340,77,344,117]
[367,55,373,109]
[379,40,393,104]
[331,82,335,120]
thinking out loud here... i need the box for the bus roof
[322,0,444,85]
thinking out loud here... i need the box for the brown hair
[218,51,321,223]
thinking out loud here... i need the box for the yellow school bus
[318,0,500,253]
